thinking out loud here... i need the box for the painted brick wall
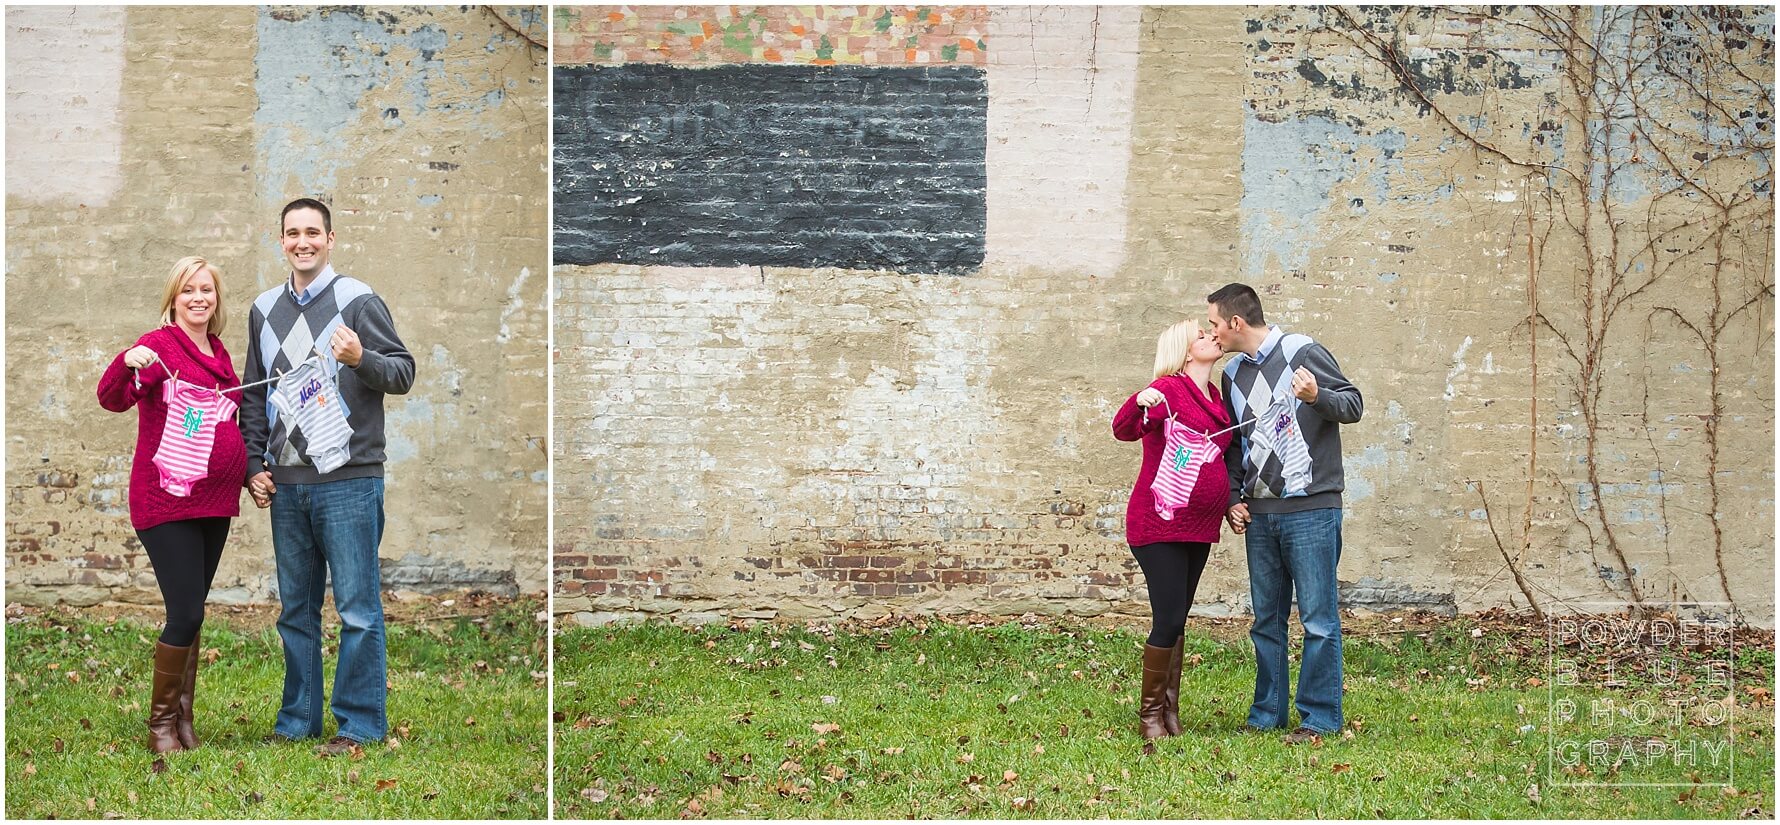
[553,62,988,273]
[6,6,549,605]
[553,5,1773,626]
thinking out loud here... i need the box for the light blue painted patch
[418,194,442,205]
[1378,272,1399,284]
[1241,109,1410,275]
[1469,508,1488,521]
[1344,444,1391,501]
[383,396,437,464]
[255,9,449,204]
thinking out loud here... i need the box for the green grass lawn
[554,614,1775,819]
[6,597,547,819]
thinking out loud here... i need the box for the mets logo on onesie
[298,376,324,407]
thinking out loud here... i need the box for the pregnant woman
[1111,319,1232,739]
[97,256,246,753]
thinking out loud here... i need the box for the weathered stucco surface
[6,6,549,605]
[552,5,1774,626]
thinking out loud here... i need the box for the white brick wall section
[5,6,127,206]
[985,5,1140,274]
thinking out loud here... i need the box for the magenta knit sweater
[1112,374,1234,546]
[96,326,247,531]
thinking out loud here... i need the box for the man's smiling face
[281,206,334,279]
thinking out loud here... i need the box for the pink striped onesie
[152,379,238,497]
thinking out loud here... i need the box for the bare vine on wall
[1319,6,1774,619]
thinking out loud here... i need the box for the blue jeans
[271,476,387,743]
[1245,507,1344,732]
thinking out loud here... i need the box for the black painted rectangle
[553,63,987,275]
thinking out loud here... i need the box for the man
[241,197,415,755]
[1206,282,1362,744]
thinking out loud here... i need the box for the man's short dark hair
[281,197,332,233]
[1207,282,1266,328]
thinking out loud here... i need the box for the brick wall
[548,4,1772,627]
[554,5,1774,627]
[6,6,549,605]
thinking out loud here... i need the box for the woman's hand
[123,345,158,370]
[1136,387,1163,408]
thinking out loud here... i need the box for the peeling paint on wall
[5,6,127,207]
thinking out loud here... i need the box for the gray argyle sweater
[1221,326,1363,514]
[240,267,415,484]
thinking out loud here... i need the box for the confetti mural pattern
[554,5,989,67]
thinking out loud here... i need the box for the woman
[96,256,246,753]
[1111,319,1231,739]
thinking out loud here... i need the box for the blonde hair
[1152,320,1199,379]
[158,257,226,336]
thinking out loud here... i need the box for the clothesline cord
[1150,394,1291,439]
[130,349,322,396]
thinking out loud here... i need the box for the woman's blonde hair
[1152,319,1199,379]
[158,257,226,336]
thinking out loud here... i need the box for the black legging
[136,517,230,647]
[1131,541,1211,648]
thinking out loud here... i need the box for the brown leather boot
[147,641,189,754]
[1162,636,1185,736]
[176,629,201,749]
[1137,643,1173,739]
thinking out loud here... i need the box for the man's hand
[248,471,276,509]
[329,325,363,368]
[123,345,158,369]
[1136,387,1163,408]
[1226,503,1250,534]
[1291,366,1319,403]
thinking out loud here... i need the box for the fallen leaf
[1333,763,1352,774]
[1033,744,1045,755]
[87,799,96,811]
[779,759,803,775]
[52,739,64,753]
[23,763,36,777]
[464,716,477,727]
[811,722,841,735]
[581,787,609,803]
[150,759,166,775]
[244,792,264,805]
[1004,770,1019,783]
[882,747,903,755]
[375,779,398,792]
[957,752,975,764]
[1526,783,1542,804]
[1012,796,1036,811]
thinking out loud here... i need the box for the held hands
[329,325,363,368]
[1226,503,1250,534]
[123,345,158,370]
[1136,388,1164,408]
[248,471,276,509]
[1291,367,1319,403]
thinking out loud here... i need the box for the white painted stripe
[5,6,127,206]
[985,5,1139,274]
